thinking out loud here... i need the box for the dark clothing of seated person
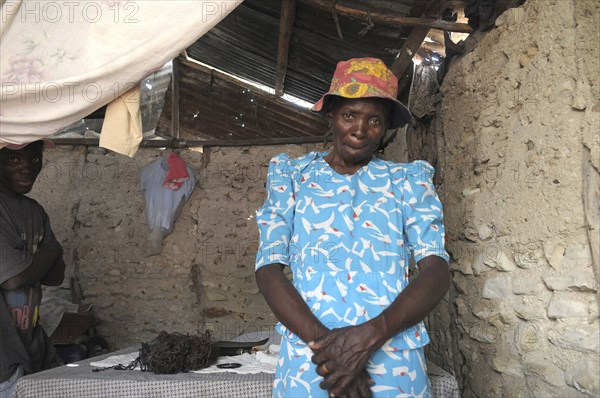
[0,141,65,398]
[255,58,451,398]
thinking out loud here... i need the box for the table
[13,347,273,398]
[13,347,460,398]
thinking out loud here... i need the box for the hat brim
[311,94,412,129]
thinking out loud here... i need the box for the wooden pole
[50,135,327,148]
[275,0,297,97]
[171,57,180,140]
[391,0,438,102]
[302,0,472,33]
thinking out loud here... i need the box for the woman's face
[327,97,390,167]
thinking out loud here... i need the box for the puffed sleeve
[401,160,450,264]
[255,154,296,270]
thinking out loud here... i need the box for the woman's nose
[351,119,368,139]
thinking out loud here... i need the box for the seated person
[0,141,65,398]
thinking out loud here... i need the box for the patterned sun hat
[311,57,411,128]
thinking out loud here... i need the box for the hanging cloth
[140,155,195,256]
[99,86,143,158]
[163,152,189,191]
[0,0,244,155]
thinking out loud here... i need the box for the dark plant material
[139,330,218,374]
[93,330,218,374]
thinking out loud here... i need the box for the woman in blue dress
[255,58,450,398]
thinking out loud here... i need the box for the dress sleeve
[255,154,296,270]
[401,160,450,264]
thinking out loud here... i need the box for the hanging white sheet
[0,0,243,151]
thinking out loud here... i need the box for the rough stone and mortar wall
[427,0,599,396]
[32,144,322,349]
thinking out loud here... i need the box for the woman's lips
[344,141,368,150]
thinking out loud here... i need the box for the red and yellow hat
[311,57,411,128]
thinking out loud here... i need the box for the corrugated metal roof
[188,0,415,104]
[56,0,472,146]
[155,59,329,143]
[172,0,438,144]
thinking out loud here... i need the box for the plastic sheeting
[140,154,195,256]
[0,0,243,148]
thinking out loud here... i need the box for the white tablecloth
[13,346,460,398]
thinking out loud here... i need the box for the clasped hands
[309,324,381,398]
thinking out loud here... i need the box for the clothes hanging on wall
[140,153,195,256]
[163,152,190,191]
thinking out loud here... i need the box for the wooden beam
[275,0,297,97]
[50,135,326,148]
[391,0,438,102]
[394,26,430,104]
[302,0,472,33]
[390,27,430,78]
[171,57,180,140]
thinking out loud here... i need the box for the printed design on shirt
[5,286,38,332]
[255,153,449,396]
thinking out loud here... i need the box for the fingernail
[308,341,314,346]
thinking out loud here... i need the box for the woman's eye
[32,156,41,164]
[343,112,353,120]
[370,118,381,125]
[8,156,18,163]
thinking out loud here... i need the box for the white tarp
[0,0,242,151]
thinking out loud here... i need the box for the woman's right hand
[311,332,373,398]
[336,368,373,398]
[310,322,385,397]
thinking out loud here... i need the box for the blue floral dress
[256,152,449,398]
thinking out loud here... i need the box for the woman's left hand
[310,323,384,397]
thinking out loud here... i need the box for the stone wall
[33,144,323,349]
[427,0,600,396]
